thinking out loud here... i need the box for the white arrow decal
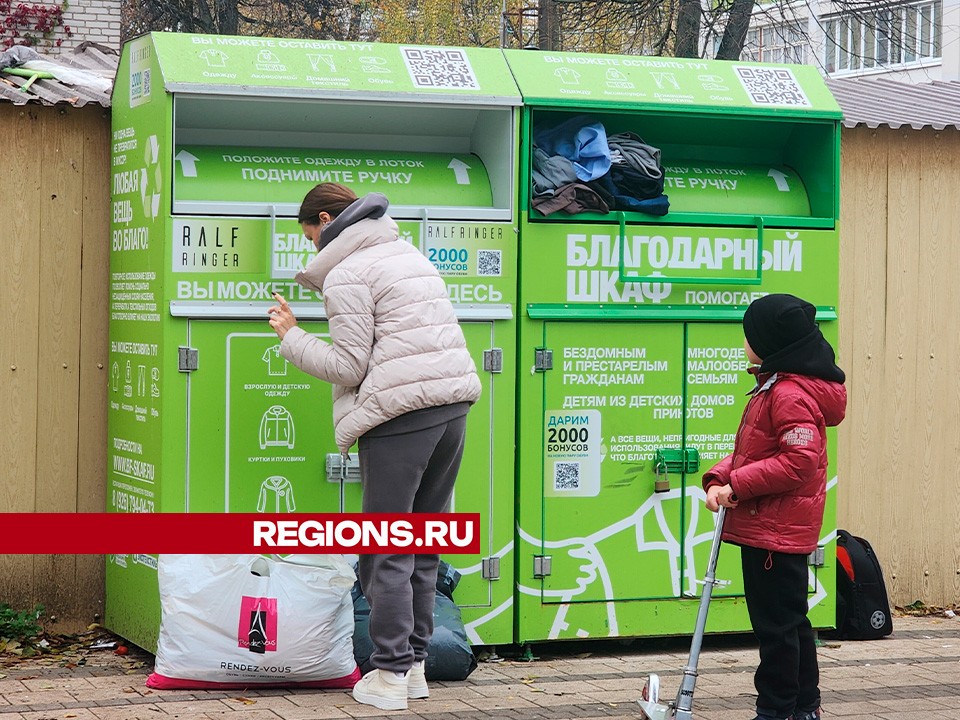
[448,158,471,185]
[176,150,200,178]
[768,168,790,192]
[148,135,159,164]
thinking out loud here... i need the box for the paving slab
[1,616,958,719]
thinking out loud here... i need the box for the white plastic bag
[147,554,360,689]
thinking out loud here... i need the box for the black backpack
[834,530,894,639]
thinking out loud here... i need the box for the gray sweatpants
[357,413,467,673]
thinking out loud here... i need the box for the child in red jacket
[704,294,846,720]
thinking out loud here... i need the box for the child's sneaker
[351,668,409,711]
[408,660,429,699]
[792,710,822,720]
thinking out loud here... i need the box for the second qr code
[401,47,480,90]
[477,250,502,277]
[734,67,811,108]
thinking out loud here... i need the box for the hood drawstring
[764,550,774,571]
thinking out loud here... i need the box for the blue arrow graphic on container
[176,150,200,178]
[768,168,790,192]
[448,158,471,185]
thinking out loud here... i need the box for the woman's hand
[268,293,298,340]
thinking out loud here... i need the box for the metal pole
[673,506,725,720]
[500,0,508,48]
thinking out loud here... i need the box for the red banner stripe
[0,513,481,554]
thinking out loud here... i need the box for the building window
[824,0,942,73]
[742,21,808,64]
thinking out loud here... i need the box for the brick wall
[36,0,123,55]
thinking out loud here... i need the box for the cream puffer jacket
[280,215,481,451]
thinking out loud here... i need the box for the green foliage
[0,603,44,643]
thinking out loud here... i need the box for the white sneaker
[408,660,429,699]
[351,668,409,711]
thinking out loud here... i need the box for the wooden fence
[0,103,110,632]
[837,125,960,609]
[0,114,957,632]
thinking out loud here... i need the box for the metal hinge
[483,348,503,373]
[178,346,199,373]
[533,555,552,578]
[326,453,361,483]
[808,545,825,567]
[482,557,501,580]
[534,348,553,372]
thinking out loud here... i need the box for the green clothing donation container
[503,49,842,642]
[108,32,521,651]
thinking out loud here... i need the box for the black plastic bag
[351,561,478,680]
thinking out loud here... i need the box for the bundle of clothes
[532,115,669,217]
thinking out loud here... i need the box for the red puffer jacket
[703,371,847,554]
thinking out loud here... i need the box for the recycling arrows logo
[141,134,162,219]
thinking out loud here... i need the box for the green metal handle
[617,215,766,286]
[653,448,700,494]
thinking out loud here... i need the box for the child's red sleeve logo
[781,427,815,446]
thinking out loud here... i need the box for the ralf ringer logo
[238,596,278,653]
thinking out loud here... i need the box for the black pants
[741,545,820,719]
[357,414,467,673]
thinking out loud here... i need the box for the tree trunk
[716,0,755,60]
[216,0,239,34]
[674,0,702,57]
[538,0,560,51]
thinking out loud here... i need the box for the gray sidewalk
[1,615,958,720]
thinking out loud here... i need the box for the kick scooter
[638,505,726,720]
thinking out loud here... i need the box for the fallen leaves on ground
[0,625,150,674]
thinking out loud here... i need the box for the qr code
[401,47,479,90]
[477,249,502,276]
[142,69,151,98]
[554,462,581,491]
[734,67,811,107]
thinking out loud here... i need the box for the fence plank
[75,106,111,626]
[881,128,922,603]
[0,105,43,609]
[837,128,889,541]
[33,107,86,627]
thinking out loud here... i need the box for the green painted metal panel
[503,49,841,116]
[525,305,838,322]
[106,33,176,654]
[151,32,522,101]
[519,218,839,304]
[514,314,839,640]
[173,146,493,209]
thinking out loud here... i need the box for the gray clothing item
[357,413,468,673]
[532,146,578,197]
[607,132,663,180]
[531,182,609,215]
[318,192,388,250]
[0,46,41,71]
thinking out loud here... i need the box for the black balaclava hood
[742,293,845,384]
[318,192,389,251]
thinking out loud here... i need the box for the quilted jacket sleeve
[702,454,734,490]
[729,390,822,501]
[280,267,374,387]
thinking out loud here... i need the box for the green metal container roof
[503,49,842,118]
[134,33,842,118]
[147,32,523,104]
